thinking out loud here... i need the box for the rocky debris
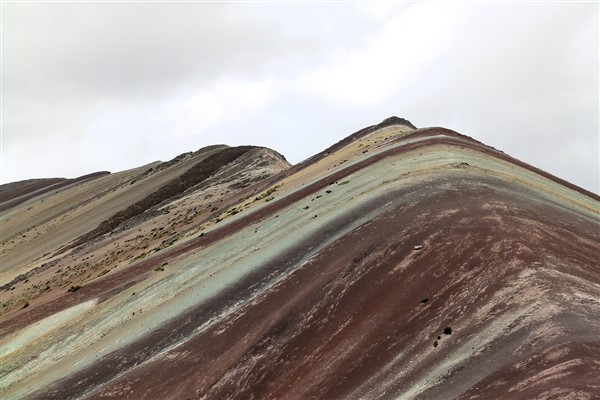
[0,259,59,292]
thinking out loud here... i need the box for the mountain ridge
[0,118,598,399]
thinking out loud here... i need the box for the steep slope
[1,145,225,276]
[0,173,111,213]
[0,145,290,313]
[0,118,598,399]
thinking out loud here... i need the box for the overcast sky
[2,1,598,193]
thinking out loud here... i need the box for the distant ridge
[0,172,110,212]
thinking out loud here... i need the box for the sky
[2,1,599,193]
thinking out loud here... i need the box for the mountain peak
[1,119,597,399]
[378,116,417,129]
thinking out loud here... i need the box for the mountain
[1,118,598,399]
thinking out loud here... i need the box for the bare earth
[0,117,598,399]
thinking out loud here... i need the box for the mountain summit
[1,119,598,399]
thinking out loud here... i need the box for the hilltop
[1,118,598,399]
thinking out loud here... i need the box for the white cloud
[292,2,462,108]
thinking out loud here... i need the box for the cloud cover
[2,1,598,193]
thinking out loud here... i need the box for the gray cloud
[4,3,374,99]
[403,3,599,192]
[2,2,598,193]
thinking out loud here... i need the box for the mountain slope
[0,145,290,311]
[0,118,598,399]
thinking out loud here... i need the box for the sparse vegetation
[72,147,255,248]
[133,252,148,262]
[420,298,429,304]
[255,184,282,201]
[67,285,82,293]
[227,207,240,216]
[444,327,452,335]
[433,341,438,348]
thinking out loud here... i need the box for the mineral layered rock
[1,118,598,399]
